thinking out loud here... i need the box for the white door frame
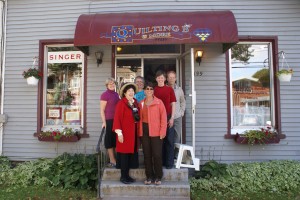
[177,48,196,155]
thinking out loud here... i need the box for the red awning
[74,11,238,55]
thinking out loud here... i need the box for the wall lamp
[95,51,104,67]
[195,50,203,66]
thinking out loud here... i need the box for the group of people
[100,70,186,185]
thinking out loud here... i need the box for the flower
[22,67,43,79]
[235,127,278,145]
[276,69,293,77]
[39,127,82,141]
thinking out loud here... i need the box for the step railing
[96,127,108,199]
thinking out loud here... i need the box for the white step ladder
[175,143,200,171]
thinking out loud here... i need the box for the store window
[230,42,276,134]
[42,45,85,131]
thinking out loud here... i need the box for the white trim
[0,0,7,156]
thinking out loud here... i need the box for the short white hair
[105,77,115,87]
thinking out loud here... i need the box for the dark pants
[118,152,139,179]
[141,123,163,179]
[163,116,175,168]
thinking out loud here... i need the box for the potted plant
[37,127,82,142]
[235,127,280,145]
[276,69,293,82]
[22,67,43,86]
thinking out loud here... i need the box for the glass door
[115,58,142,92]
[143,58,176,84]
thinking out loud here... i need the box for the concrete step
[102,168,189,181]
[100,180,190,200]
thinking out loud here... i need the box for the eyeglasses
[145,87,153,90]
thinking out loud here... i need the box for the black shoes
[126,176,136,183]
[120,178,131,184]
[120,176,136,184]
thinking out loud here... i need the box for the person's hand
[118,135,124,143]
[160,135,165,140]
[102,122,106,128]
[168,118,174,127]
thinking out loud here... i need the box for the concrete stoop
[100,168,190,200]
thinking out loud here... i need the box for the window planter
[234,133,280,145]
[37,134,81,142]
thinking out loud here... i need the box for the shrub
[46,153,98,190]
[0,153,98,191]
[194,160,228,179]
[190,160,300,196]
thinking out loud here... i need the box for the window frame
[36,39,88,137]
[225,36,284,139]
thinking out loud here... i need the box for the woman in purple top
[100,77,120,167]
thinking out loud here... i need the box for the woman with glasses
[139,82,167,185]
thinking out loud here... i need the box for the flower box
[38,134,81,142]
[235,133,280,145]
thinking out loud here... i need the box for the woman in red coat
[113,82,139,184]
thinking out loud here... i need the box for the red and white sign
[48,51,84,63]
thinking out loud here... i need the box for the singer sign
[48,51,84,63]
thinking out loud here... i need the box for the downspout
[0,0,7,156]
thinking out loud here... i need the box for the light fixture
[95,51,104,67]
[195,50,203,66]
[116,46,122,52]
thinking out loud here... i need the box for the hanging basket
[278,73,292,82]
[277,51,293,82]
[26,76,39,86]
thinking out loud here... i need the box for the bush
[0,153,98,191]
[190,160,300,196]
[46,153,98,190]
[194,160,228,179]
[0,156,11,186]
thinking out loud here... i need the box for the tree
[253,68,270,87]
[231,44,254,64]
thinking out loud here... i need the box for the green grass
[0,185,97,200]
[191,189,300,200]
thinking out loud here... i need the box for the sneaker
[106,162,116,168]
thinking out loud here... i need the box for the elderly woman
[113,82,140,184]
[100,77,120,167]
[139,82,167,185]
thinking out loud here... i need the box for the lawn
[191,190,300,200]
[0,185,97,200]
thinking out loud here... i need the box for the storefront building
[0,0,300,162]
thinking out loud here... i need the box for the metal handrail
[96,127,107,199]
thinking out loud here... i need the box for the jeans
[162,116,175,168]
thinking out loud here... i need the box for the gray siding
[2,0,300,162]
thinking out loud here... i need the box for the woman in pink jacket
[139,82,167,185]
